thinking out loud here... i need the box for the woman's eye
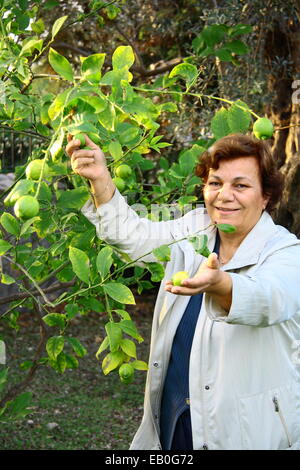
[236,184,248,189]
[208,181,220,186]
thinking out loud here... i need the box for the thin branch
[0,280,76,308]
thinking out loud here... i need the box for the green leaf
[227,100,251,134]
[108,141,123,161]
[224,39,249,55]
[114,309,131,320]
[65,353,79,369]
[0,368,8,393]
[46,335,65,360]
[57,187,90,209]
[49,48,74,82]
[66,337,87,358]
[1,273,15,285]
[42,313,66,329]
[146,262,165,282]
[201,24,227,47]
[96,336,110,359]
[81,53,106,83]
[98,103,116,131]
[102,351,124,375]
[96,246,113,280]
[216,223,236,233]
[20,38,43,56]
[188,234,211,257]
[211,107,230,139]
[48,88,70,120]
[69,246,90,285]
[119,320,143,343]
[179,149,197,177]
[131,360,148,371]
[4,179,34,207]
[120,339,137,358]
[103,283,135,305]
[228,24,252,38]
[215,48,233,62]
[54,351,67,374]
[152,244,171,262]
[5,392,32,420]
[169,63,198,89]
[51,15,68,39]
[105,322,123,352]
[0,213,20,237]
[49,127,65,161]
[0,239,12,255]
[80,95,106,113]
[20,216,40,237]
[112,46,135,70]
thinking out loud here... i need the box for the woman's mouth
[215,207,240,213]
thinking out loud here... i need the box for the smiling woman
[196,133,284,214]
[66,132,300,450]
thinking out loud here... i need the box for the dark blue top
[159,233,220,450]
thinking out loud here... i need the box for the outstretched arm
[165,253,233,312]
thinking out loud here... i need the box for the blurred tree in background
[28,0,300,234]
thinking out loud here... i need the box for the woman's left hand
[165,253,223,296]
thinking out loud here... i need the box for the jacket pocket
[238,385,296,450]
[272,395,292,448]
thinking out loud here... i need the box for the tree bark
[264,15,300,237]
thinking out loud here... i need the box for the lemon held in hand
[171,271,189,286]
[75,133,86,147]
[26,159,50,180]
[14,195,40,220]
[253,118,274,140]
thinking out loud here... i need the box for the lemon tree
[0,2,259,421]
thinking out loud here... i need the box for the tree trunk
[264,12,300,237]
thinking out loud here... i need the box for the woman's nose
[217,184,235,200]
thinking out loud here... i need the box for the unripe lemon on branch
[112,176,126,192]
[26,159,50,180]
[119,363,134,384]
[253,118,274,140]
[14,195,40,219]
[171,271,189,286]
[115,164,132,179]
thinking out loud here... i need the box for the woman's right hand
[66,134,108,182]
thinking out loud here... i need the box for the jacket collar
[210,211,279,271]
[183,211,281,274]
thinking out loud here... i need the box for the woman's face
[203,156,269,237]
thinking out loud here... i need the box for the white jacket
[82,190,300,450]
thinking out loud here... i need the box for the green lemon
[25,159,50,180]
[115,164,132,179]
[14,195,40,220]
[253,118,274,140]
[112,176,126,192]
[75,133,86,147]
[171,270,189,286]
[119,363,134,384]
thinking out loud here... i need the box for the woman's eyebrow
[208,174,252,182]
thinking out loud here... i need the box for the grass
[0,290,156,450]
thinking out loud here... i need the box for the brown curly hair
[195,133,284,213]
